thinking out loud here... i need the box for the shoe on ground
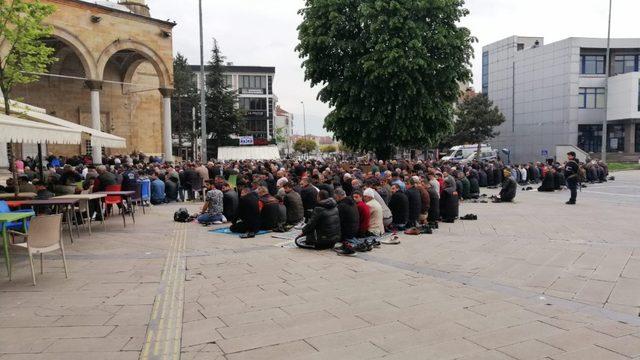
[380,236,401,245]
[565,201,576,205]
[335,247,356,256]
[213,221,223,225]
[404,228,420,236]
[240,232,256,239]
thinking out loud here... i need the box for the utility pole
[199,0,207,161]
[601,0,612,163]
[300,101,307,139]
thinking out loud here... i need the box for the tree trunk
[476,142,482,160]
[2,90,20,196]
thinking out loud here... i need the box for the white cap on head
[276,177,288,187]
[363,188,376,198]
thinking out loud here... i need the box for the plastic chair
[9,214,69,285]
[0,200,31,231]
[104,184,127,227]
[140,179,151,207]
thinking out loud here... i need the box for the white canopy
[0,113,82,145]
[217,145,281,161]
[0,100,126,149]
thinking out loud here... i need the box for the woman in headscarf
[440,176,459,223]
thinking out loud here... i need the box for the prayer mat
[209,227,271,236]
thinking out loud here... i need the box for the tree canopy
[205,40,244,159]
[320,144,337,153]
[447,93,505,151]
[172,53,198,159]
[294,138,317,154]
[296,0,475,159]
[0,0,56,115]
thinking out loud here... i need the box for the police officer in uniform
[564,151,579,205]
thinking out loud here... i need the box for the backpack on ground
[174,208,190,222]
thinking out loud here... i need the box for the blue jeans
[197,213,223,224]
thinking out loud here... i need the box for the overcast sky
[148,0,640,136]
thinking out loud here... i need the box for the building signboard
[239,88,266,95]
[239,136,254,146]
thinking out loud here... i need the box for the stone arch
[97,39,171,89]
[48,24,99,80]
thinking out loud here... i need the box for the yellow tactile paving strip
[140,222,186,360]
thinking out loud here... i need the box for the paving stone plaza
[1,171,639,360]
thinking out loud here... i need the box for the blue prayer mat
[208,227,271,237]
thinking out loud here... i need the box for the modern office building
[482,36,640,163]
[191,65,276,141]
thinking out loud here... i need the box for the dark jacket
[336,197,359,240]
[499,178,517,202]
[223,190,239,222]
[406,187,422,226]
[236,191,260,232]
[538,173,555,192]
[460,177,471,200]
[283,190,304,224]
[302,198,341,249]
[427,187,440,223]
[440,187,459,221]
[164,179,178,201]
[300,185,318,211]
[388,191,409,226]
[260,195,284,230]
[96,171,117,191]
[182,169,200,190]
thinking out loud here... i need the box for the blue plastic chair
[139,179,151,206]
[0,200,32,231]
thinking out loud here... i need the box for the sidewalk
[1,172,639,359]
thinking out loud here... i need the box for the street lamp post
[300,101,307,139]
[198,0,207,161]
[601,0,612,162]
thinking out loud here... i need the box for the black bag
[174,208,190,222]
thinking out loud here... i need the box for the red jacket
[355,200,370,234]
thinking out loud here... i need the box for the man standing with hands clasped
[564,151,580,205]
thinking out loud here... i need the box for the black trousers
[567,178,577,203]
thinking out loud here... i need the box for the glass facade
[580,55,605,74]
[239,75,266,89]
[613,55,638,75]
[481,51,489,93]
[607,124,625,152]
[239,98,267,111]
[578,87,605,109]
[578,125,603,153]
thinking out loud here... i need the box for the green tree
[297,0,474,159]
[0,0,56,195]
[205,40,244,159]
[320,144,337,154]
[449,93,505,158]
[294,138,317,155]
[172,53,198,160]
[0,0,56,115]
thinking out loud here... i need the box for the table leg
[129,196,136,224]
[86,200,92,236]
[100,199,107,231]
[121,197,126,228]
[66,206,74,243]
[72,205,80,238]
[2,224,10,279]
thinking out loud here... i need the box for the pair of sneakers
[460,214,478,220]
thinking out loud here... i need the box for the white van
[441,144,493,162]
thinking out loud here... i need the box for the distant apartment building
[191,64,276,141]
[274,106,294,154]
[482,36,640,163]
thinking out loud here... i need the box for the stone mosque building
[7,0,175,162]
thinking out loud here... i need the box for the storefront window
[578,124,602,153]
[607,124,625,152]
